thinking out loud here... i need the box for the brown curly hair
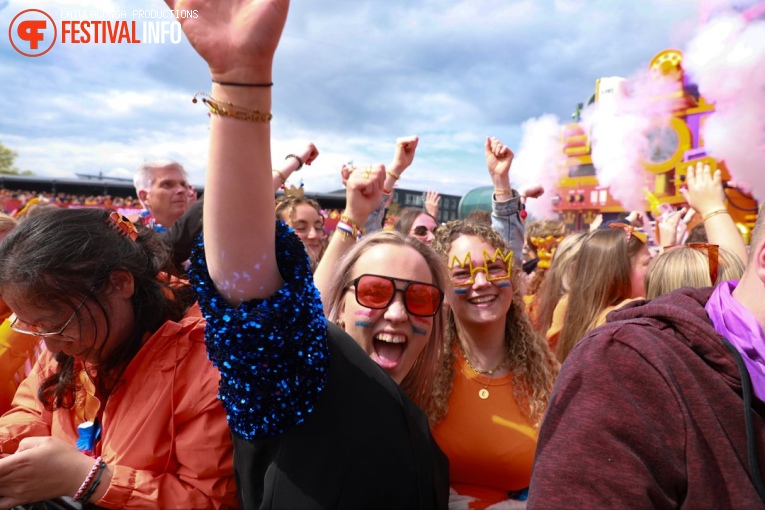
[431,220,558,427]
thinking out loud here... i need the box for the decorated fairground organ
[553,49,758,241]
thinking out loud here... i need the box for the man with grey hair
[132,159,191,232]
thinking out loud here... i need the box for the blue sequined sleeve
[188,221,330,441]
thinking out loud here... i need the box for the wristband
[73,456,103,502]
[285,154,304,171]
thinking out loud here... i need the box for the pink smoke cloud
[511,114,565,220]
[684,12,765,202]
[580,73,678,212]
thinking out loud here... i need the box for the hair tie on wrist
[211,79,273,87]
[285,154,304,171]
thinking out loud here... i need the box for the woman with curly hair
[431,220,558,510]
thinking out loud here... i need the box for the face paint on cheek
[496,282,512,288]
[454,288,468,295]
[354,321,372,328]
[354,310,374,317]
[412,326,428,336]
[412,316,430,326]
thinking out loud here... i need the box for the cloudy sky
[0,0,737,197]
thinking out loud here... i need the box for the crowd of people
[0,1,763,509]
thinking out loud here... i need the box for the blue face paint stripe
[496,281,512,288]
[412,326,428,336]
[453,288,468,295]
[355,320,372,328]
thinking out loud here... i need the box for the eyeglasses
[412,225,437,237]
[609,222,648,244]
[349,274,444,317]
[10,287,94,338]
[665,243,720,285]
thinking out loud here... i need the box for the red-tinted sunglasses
[665,243,720,285]
[350,274,444,317]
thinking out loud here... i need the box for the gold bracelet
[193,93,273,123]
[702,209,729,222]
[272,169,287,185]
[494,188,512,195]
[340,215,365,237]
[386,170,401,181]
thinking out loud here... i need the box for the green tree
[0,141,33,175]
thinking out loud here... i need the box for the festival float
[554,48,759,240]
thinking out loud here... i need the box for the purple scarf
[706,280,765,403]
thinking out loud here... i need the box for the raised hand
[657,207,688,248]
[518,182,544,199]
[389,136,419,174]
[340,163,354,187]
[344,165,386,226]
[485,137,514,180]
[300,142,320,167]
[681,161,726,217]
[167,0,289,82]
[423,190,441,218]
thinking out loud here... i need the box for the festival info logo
[8,8,195,57]
[9,9,57,57]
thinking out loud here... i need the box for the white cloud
[1,0,709,201]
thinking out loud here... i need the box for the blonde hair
[0,213,18,239]
[431,220,558,427]
[645,245,745,299]
[323,231,447,422]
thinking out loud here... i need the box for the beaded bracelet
[285,154,304,171]
[73,456,103,501]
[80,460,107,504]
[192,93,272,123]
[702,209,729,222]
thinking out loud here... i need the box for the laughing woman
[431,220,558,510]
[173,0,448,507]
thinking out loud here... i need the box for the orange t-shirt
[431,352,538,510]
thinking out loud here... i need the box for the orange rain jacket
[0,314,239,509]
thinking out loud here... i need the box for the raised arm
[486,136,525,258]
[314,164,384,307]
[364,136,419,233]
[272,142,319,193]
[170,0,290,305]
[682,162,748,265]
